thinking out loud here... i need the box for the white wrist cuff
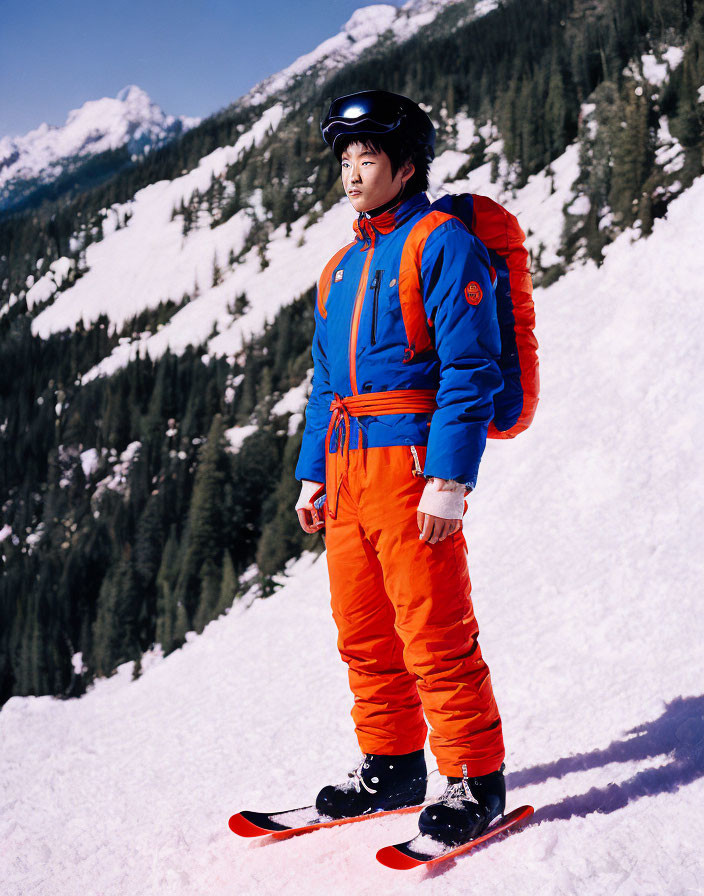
[295,479,324,511]
[417,478,466,520]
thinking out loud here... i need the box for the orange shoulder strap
[398,211,458,360]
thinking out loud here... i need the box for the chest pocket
[370,270,401,346]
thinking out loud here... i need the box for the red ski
[229,802,424,840]
[376,804,534,869]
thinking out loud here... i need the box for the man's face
[340,140,414,213]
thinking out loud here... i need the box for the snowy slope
[0,85,199,211]
[2,173,703,896]
[25,106,581,382]
[243,0,497,105]
[17,102,286,338]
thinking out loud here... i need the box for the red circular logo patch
[464,281,483,305]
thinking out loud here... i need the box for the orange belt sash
[324,389,437,519]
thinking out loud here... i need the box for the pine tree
[256,432,317,577]
[173,414,227,623]
[193,557,222,633]
[16,592,46,695]
[545,52,568,158]
[156,526,181,653]
[173,598,189,646]
[610,84,655,227]
[217,550,238,615]
[134,494,164,589]
[211,251,222,287]
[91,557,140,676]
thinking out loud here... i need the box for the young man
[294,90,506,847]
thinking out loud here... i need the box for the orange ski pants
[324,442,505,778]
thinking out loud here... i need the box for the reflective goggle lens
[327,94,400,125]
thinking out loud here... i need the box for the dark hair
[334,131,431,194]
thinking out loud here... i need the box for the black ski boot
[417,763,506,847]
[315,749,427,820]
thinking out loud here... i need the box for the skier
[294,89,508,848]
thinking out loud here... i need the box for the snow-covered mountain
[0,85,200,212]
[244,0,498,105]
[4,110,600,378]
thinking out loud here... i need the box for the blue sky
[0,0,405,138]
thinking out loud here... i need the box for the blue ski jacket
[294,190,503,489]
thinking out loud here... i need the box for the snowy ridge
[19,96,686,386]
[1,174,703,893]
[27,105,580,383]
[0,85,199,210]
[243,0,495,105]
[28,102,286,351]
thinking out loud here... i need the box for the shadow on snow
[421,694,703,879]
[507,694,704,824]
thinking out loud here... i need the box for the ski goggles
[321,91,407,149]
[321,90,435,161]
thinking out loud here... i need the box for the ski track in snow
[2,171,704,893]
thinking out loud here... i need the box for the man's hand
[295,480,325,534]
[416,475,467,543]
[417,512,461,544]
[297,505,325,534]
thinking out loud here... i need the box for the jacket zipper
[370,269,383,346]
[348,231,376,395]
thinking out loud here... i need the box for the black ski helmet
[320,90,435,163]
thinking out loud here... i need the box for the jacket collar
[353,191,430,243]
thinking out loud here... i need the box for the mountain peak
[341,4,397,39]
[243,0,473,107]
[115,84,151,104]
[0,87,200,213]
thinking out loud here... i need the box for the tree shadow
[506,694,704,824]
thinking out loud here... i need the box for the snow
[31,102,285,349]
[453,111,477,150]
[25,523,45,548]
[25,257,75,310]
[566,194,590,216]
[639,47,684,86]
[656,117,685,172]
[2,172,704,894]
[80,448,100,479]
[270,371,314,434]
[429,148,469,183]
[473,0,499,15]
[0,86,199,206]
[75,194,351,384]
[0,523,12,542]
[34,107,580,384]
[437,139,581,268]
[223,423,258,452]
[662,46,685,69]
[598,210,614,231]
[93,441,141,498]
[271,380,309,417]
[244,0,486,106]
